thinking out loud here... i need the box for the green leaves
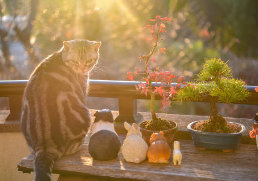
[175,83,203,102]
[197,58,232,82]
[212,78,250,104]
[175,58,250,105]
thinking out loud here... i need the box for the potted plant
[127,16,182,145]
[250,113,258,150]
[175,58,250,151]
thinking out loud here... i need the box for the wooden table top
[18,134,258,181]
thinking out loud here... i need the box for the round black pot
[187,121,246,150]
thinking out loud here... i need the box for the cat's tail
[34,151,59,181]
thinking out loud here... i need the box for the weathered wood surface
[1,109,256,144]
[18,134,258,181]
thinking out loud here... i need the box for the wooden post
[114,97,143,134]
[6,95,23,121]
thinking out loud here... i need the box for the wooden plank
[18,135,258,181]
[58,175,85,181]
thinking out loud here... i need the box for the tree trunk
[14,0,40,64]
[0,5,23,78]
[150,91,157,120]
[0,2,12,68]
[0,30,12,67]
[209,96,218,121]
[209,96,227,128]
[149,81,157,120]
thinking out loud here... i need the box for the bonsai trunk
[210,97,218,121]
[209,96,227,128]
[149,81,157,121]
[150,91,157,121]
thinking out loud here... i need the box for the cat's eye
[86,59,94,64]
[70,60,79,65]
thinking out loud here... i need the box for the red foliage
[199,29,210,38]
[65,31,72,38]
[160,97,171,110]
[160,48,166,54]
[127,16,183,111]
[135,67,140,74]
[249,124,258,138]
[154,86,165,96]
[127,72,134,81]
[169,87,177,95]
[177,76,184,83]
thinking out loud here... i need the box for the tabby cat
[20,39,101,181]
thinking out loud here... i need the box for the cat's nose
[79,66,85,71]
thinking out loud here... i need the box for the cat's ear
[90,42,101,52]
[63,41,74,52]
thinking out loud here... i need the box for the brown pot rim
[140,120,178,133]
[187,121,246,136]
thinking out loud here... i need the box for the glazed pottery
[187,121,245,151]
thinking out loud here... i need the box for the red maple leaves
[127,16,183,111]
[135,82,150,96]
[160,48,166,54]
[143,16,172,43]
[154,86,165,96]
[127,72,134,81]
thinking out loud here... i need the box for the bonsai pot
[140,120,178,145]
[187,121,246,151]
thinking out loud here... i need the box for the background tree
[14,0,40,64]
[0,0,40,79]
[0,0,257,118]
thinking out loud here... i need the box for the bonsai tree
[175,58,250,133]
[127,16,182,131]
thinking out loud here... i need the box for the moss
[140,118,176,131]
[193,118,242,133]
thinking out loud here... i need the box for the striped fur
[20,39,101,181]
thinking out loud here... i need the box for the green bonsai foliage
[176,58,250,133]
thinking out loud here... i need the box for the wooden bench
[18,134,258,181]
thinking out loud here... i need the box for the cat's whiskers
[91,63,107,76]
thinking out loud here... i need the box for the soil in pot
[193,117,242,134]
[139,118,176,131]
[139,118,178,145]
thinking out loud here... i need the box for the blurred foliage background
[1,0,258,118]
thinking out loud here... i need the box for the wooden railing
[1,80,258,133]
